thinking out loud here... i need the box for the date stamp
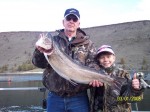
[117,96,142,102]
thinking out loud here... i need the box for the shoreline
[0,71,43,76]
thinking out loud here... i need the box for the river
[0,73,150,111]
[0,73,47,112]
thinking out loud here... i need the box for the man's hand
[132,73,140,90]
[89,80,103,87]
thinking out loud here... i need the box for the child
[90,45,143,112]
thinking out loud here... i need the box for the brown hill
[0,20,150,72]
[84,20,150,70]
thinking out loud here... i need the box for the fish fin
[44,53,51,63]
[110,76,126,97]
[69,79,78,86]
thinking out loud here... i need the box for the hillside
[0,20,150,72]
[84,20,150,70]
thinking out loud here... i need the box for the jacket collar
[56,28,90,45]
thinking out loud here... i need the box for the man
[32,8,96,112]
[89,45,144,112]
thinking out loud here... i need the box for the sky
[0,0,150,32]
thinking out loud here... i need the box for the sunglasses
[65,16,78,22]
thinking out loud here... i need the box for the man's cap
[64,8,80,19]
[96,45,115,56]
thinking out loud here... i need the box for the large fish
[36,33,124,86]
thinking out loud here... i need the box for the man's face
[98,53,115,68]
[63,14,80,32]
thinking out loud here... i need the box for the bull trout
[36,33,124,86]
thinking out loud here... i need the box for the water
[0,106,45,112]
[0,73,42,82]
[133,87,150,111]
[0,73,150,111]
[0,73,47,112]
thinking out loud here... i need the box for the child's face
[98,53,115,68]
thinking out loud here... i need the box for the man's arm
[32,33,53,69]
[85,40,99,69]
[32,48,49,69]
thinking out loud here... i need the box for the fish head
[35,33,53,52]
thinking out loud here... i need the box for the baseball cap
[96,45,115,55]
[64,8,80,19]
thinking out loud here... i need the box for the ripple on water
[0,106,46,112]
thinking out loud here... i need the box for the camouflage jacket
[32,28,97,97]
[90,65,143,112]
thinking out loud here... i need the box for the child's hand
[132,73,140,90]
[89,80,103,87]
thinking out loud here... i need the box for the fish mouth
[38,46,53,53]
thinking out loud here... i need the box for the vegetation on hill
[0,20,150,73]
